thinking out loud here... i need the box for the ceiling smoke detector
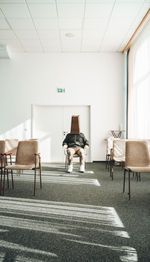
[65,33,74,38]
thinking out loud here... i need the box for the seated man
[62,115,89,173]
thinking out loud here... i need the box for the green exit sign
[57,88,65,93]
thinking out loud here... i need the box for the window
[128,22,150,138]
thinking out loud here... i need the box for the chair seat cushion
[126,166,150,172]
[5,164,35,170]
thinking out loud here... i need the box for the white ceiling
[0,0,149,53]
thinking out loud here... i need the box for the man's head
[70,115,80,134]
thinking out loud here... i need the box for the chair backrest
[0,140,5,167]
[105,137,120,155]
[0,140,5,154]
[126,141,150,167]
[113,139,126,162]
[105,137,114,155]
[5,139,19,155]
[16,140,38,165]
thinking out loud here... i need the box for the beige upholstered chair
[5,139,18,156]
[0,140,13,194]
[105,137,119,171]
[5,139,19,170]
[105,137,114,170]
[0,140,5,165]
[123,141,150,199]
[4,140,42,196]
[110,139,126,180]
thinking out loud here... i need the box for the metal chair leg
[0,168,2,195]
[136,172,139,181]
[139,172,141,181]
[7,169,9,189]
[11,170,14,189]
[39,167,42,189]
[34,169,36,196]
[110,160,114,180]
[128,170,131,200]
[123,169,126,193]
[106,154,110,171]
[2,169,6,196]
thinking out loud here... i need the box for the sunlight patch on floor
[0,197,137,262]
[11,174,100,186]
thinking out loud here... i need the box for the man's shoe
[80,164,85,173]
[68,165,73,173]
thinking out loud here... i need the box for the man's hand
[84,145,89,151]
[63,144,68,149]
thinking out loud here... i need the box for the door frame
[31,104,91,162]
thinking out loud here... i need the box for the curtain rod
[122,8,150,54]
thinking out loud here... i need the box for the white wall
[0,53,124,161]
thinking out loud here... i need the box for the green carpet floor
[0,162,149,262]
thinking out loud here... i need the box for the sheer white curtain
[128,20,150,139]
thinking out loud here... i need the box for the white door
[32,105,90,162]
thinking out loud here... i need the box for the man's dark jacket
[62,133,89,148]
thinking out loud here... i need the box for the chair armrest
[34,153,41,162]
[5,152,12,155]
[35,153,41,157]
